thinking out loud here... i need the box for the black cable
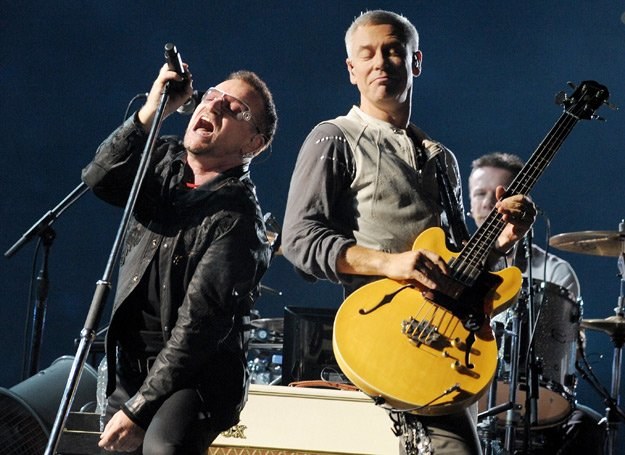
[123,93,148,123]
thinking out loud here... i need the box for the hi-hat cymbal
[549,230,625,257]
[580,315,625,338]
[251,318,284,333]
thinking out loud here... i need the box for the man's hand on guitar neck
[493,186,536,253]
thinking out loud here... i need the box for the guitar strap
[434,154,470,249]
[408,125,470,250]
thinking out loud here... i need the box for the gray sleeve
[282,123,356,284]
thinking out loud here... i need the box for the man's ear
[346,58,357,85]
[412,50,423,77]
[248,133,266,157]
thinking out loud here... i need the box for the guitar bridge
[402,317,442,347]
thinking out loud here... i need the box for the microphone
[164,43,187,79]
[177,90,205,115]
[164,43,188,93]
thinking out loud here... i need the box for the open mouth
[194,115,215,134]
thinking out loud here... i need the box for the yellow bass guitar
[332,80,610,415]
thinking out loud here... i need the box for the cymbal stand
[605,220,625,455]
[503,295,525,453]
[477,301,525,454]
[480,322,504,455]
[478,247,531,454]
[522,232,540,452]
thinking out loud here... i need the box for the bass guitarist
[282,9,535,455]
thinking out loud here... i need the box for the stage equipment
[0,356,97,454]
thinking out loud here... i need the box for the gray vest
[326,107,459,254]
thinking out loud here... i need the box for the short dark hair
[229,70,278,151]
[471,152,524,176]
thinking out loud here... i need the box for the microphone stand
[4,181,90,379]
[523,230,540,451]
[28,226,54,378]
[44,80,174,455]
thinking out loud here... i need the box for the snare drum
[480,280,581,428]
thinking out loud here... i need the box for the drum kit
[478,221,625,455]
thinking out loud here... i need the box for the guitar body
[333,227,522,415]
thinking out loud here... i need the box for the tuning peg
[555,90,568,106]
[605,100,619,111]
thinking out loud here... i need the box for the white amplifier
[209,384,398,455]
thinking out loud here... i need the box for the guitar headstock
[556,80,610,120]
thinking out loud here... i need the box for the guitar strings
[453,110,579,280]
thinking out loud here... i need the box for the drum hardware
[260,283,283,296]
[549,230,625,257]
[523,232,541,448]
[504,297,525,453]
[580,315,625,340]
[554,219,625,455]
[478,289,529,455]
[577,310,625,455]
[478,276,581,452]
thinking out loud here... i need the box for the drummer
[468,152,580,299]
[467,151,604,454]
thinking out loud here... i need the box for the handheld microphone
[177,90,205,115]
[164,43,188,93]
[164,43,187,78]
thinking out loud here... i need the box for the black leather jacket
[82,115,270,430]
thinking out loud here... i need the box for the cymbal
[549,230,625,257]
[581,315,625,338]
[251,318,284,333]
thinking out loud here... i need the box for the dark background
[1,0,624,449]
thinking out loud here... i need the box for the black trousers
[103,356,221,455]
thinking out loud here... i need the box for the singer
[81,50,278,454]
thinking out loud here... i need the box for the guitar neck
[509,111,580,196]
[454,110,581,283]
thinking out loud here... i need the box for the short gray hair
[345,10,419,58]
